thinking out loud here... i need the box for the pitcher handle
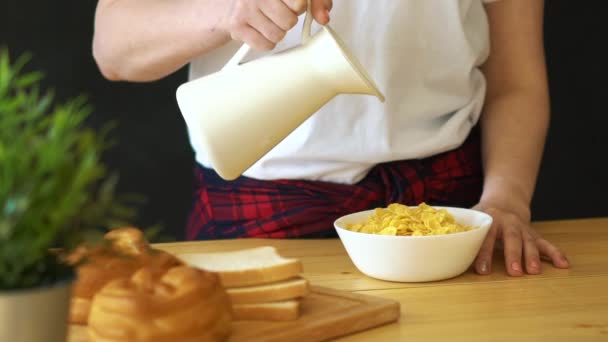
[222,0,314,70]
[301,0,314,44]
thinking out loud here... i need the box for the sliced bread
[178,246,302,287]
[232,300,301,321]
[227,277,309,304]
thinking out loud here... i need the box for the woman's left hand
[472,200,570,276]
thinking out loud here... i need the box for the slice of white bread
[232,299,301,321]
[227,277,309,304]
[178,246,303,287]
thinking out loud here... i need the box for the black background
[1,1,607,240]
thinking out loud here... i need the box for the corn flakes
[346,203,474,236]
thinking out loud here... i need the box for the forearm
[93,0,231,82]
[479,88,549,217]
[478,0,549,218]
[471,0,568,277]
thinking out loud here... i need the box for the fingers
[226,0,333,51]
[537,238,570,269]
[249,9,287,43]
[501,216,524,276]
[227,0,300,51]
[284,0,332,23]
[311,0,332,24]
[522,230,541,274]
[282,0,308,14]
[260,0,299,31]
[227,1,275,50]
[472,203,570,277]
[474,222,498,275]
[230,24,276,51]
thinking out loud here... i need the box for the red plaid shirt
[187,129,482,240]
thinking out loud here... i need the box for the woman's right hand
[221,0,333,51]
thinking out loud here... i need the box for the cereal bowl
[334,206,493,282]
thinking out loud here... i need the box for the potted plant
[0,49,142,342]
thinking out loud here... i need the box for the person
[91,0,570,277]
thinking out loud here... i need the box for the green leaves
[0,49,142,289]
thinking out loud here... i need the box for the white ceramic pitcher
[176,0,385,180]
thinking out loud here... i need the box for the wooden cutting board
[68,285,400,342]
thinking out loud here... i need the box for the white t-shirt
[187,0,496,184]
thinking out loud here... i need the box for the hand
[222,0,333,51]
[472,200,570,276]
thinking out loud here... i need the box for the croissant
[88,266,233,342]
[68,227,183,324]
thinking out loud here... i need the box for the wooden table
[71,217,608,341]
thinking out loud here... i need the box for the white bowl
[334,206,493,282]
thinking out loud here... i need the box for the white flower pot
[0,279,73,342]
